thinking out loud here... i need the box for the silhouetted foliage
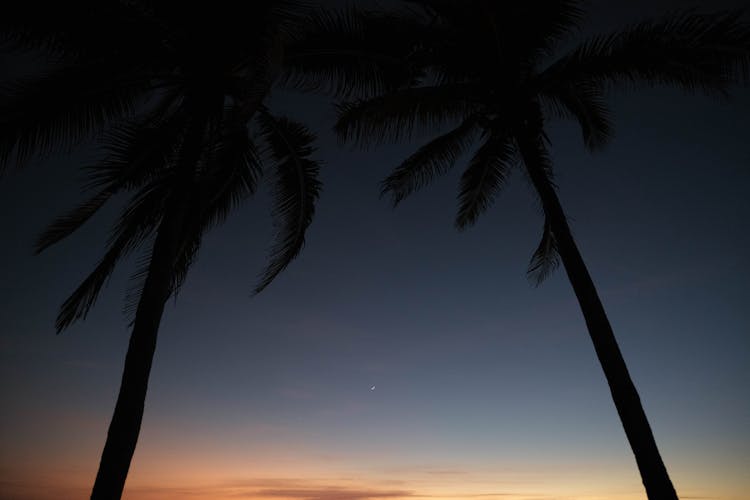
[1,1,412,498]
[335,2,750,499]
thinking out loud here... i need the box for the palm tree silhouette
[336,2,750,498]
[1,1,409,498]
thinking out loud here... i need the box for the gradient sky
[1,2,749,500]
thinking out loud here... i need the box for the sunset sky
[1,1,749,500]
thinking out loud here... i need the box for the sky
[1,2,749,500]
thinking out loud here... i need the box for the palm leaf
[0,63,151,172]
[381,117,480,205]
[197,119,264,229]
[154,128,262,313]
[55,179,168,332]
[255,108,321,293]
[400,1,584,85]
[35,190,115,254]
[122,246,158,324]
[281,6,420,98]
[121,206,202,322]
[148,118,265,307]
[515,127,564,287]
[1,1,158,61]
[335,84,481,146]
[117,101,218,320]
[540,81,613,150]
[83,107,187,193]
[150,104,263,308]
[512,0,585,59]
[527,219,560,286]
[35,108,187,252]
[456,128,517,229]
[166,227,203,305]
[540,10,750,95]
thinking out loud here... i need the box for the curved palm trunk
[90,206,185,499]
[518,134,679,500]
[90,107,208,499]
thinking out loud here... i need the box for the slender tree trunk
[89,204,185,499]
[518,131,679,500]
[90,105,209,499]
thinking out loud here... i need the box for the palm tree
[1,1,410,498]
[335,2,750,499]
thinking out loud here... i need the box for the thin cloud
[240,486,413,500]
[423,470,469,476]
[124,479,413,500]
[379,465,469,477]
[116,477,553,500]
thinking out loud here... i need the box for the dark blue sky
[1,2,749,499]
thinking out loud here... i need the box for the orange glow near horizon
[4,445,750,500]
[3,392,749,500]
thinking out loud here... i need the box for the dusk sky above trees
[1,1,748,499]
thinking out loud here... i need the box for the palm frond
[506,0,584,62]
[1,1,158,61]
[397,1,584,85]
[116,103,218,318]
[0,63,150,172]
[35,108,187,252]
[281,6,421,98]
[122,190,210,323]
[166,195,225,307]
[122,246,156,323]
[382,117,480,205]
[83,107,187,193]
[158,124,262,309]
[56,237,130,333]
[456,128,517,229]
[515,127,567,285]
[540,82,612,150]
[143,121,265,309]
[402,0,464,17]
[527,219,560,286]
[119,209,202,323]
[254,108,321,294]
[55,179,168,332]
[197,121,263,229]
[517,126,557,191]
[540,10,750,95]
[166,229,203,306]
[335,84,480,147]
[252,0,315,43]
[35,190,114,254]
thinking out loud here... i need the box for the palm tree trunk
[518,133,679,500]
[90,105,208,499]
[89,203,185,499]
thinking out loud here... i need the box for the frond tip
[0,64,147,173]
[542,9,750,95]
[34,190,113,253]
[382,117,480,205]
[540,82,613,151]
[335,84,480,147]
[527,220,560,286]
[54,180,166,333]
[455,129,517,229]
[281,6,417,97]
[254,109,322,294]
